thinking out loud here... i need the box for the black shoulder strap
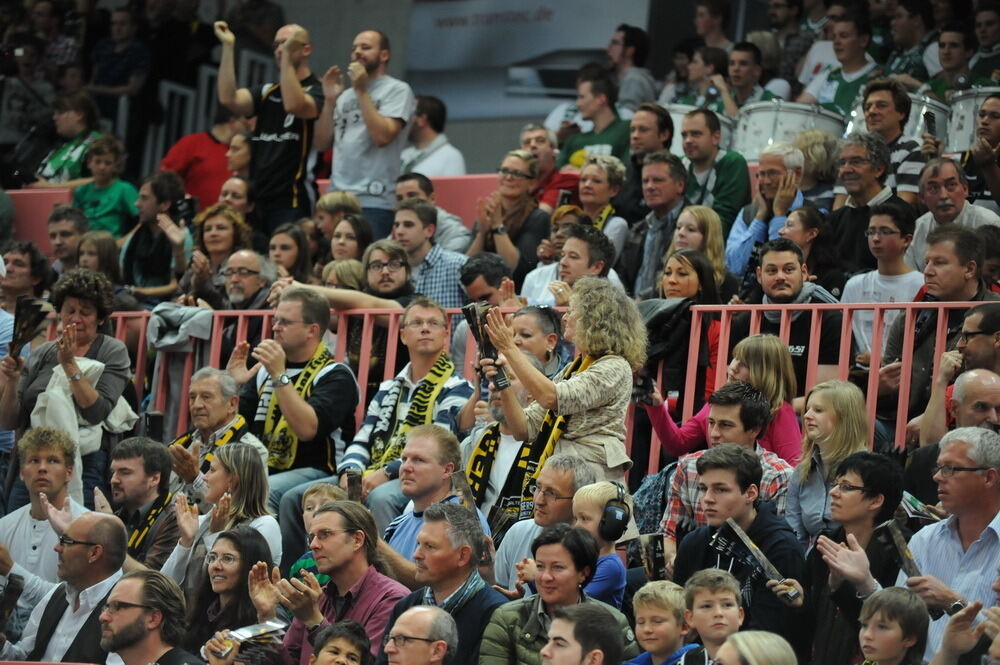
[27,585,69,660]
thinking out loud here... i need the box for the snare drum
[845,93,950,144]
[949,87,1000,153]
[667,103,735,149]
[733,100,846,161]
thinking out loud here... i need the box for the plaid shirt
[412,244,468,311]
[660,444,794,539]
[44,33,79,68]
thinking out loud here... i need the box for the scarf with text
[367,353,455,471]
[592,204,614,232]
[126,490,172,558]
[509,355,594,517]
[261,341,336,470]
[170,415,250,475]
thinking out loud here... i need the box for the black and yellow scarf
[466,355,594,523]
[261,341,336,470]
[592,204,615,232]
[126,490,172,558]
[170,415,250,475]
[367,353,455,472]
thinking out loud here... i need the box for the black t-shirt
[249,74,324,206]
[239,355,359,472]
[829,194,915,274]
[729,294,844,394]
[155,646,202,665]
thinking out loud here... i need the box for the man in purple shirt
[248,500,408,661]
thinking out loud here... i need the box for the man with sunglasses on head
[0,511,128,663]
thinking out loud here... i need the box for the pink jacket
[644,400,802,466]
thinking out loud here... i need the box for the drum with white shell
[733,100,846,161]
[948,87,1000,154]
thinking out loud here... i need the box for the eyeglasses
[100,600,153,614]
[272,317,307,328]
[383,634,436,649]
[308,528,356,542]
[58,534,97,547]
[402,319,446,330]
[864,228,902,237]
[498,167,532,179]
[367,260,405,273]
[832,481,867,493]
[206,552,240,565]
[532,485,574,501]
[932,465,989,477]
[836,157,871,169]
[222,267,261,278]
[958,330,996,343]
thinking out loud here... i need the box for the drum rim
[739,99,845,120]
[950,86,1000,101]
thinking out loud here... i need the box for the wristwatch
[275,373,292,387]
[492,225,508,235]
[946,599,968,616]
[68,371,83,382]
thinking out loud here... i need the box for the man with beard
[729,238,843,400]
[315,30,416,239]
[0,512,127,663]
[99,570,196,665]
[216,21,323,233]
[906,160,1000,271]
[217,250,278,363]
[100,438,178,571]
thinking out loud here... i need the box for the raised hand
[93,488,113,515]
[498,277,521,309]
[772,171,799,218]
[515,557,538,584]
[190,250,212,282]
[972,137,1000,168]
[765,578,804,608]
[247,562,284,621]
[347,61,368,91]
[156,214,187,248]
[321,66,345,100]
[0,355,24,382]
[817,533,875,594]
[40,492,72,536]
[920,132,943,158]
[210,492,232,533]
[55,322,78,366]
[174,493,200,547]
[484,307,516,354]
[213,21,235,46]
[276,570,324,624]
[939,601,983,657]
[169,441,201,484]
[548,280,572,307]
[226,341,260,386]
[492,581,525,600]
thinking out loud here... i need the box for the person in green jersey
[558,68,631,169]
[719,42,776,118]
[884,0,933,90]
[926,23,994,103]
[674,46,729,114]
[971,2,1000,82]
[72,134,138,237]
[798,15,882,116]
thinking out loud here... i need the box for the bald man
[216,20,323,234]
[0,512,128,663]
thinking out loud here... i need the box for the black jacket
[674,501,806,647]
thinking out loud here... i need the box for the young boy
[71,134,139,237]
[673,444,805,649]
[572,481,632,608]
[858,587,928,665]
[287,482,346,585]
[625,580,700,665]
[680,569,744,664]
[840,201,923,364]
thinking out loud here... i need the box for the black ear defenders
[598,481,630,542]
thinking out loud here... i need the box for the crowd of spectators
[5,1,1000,665]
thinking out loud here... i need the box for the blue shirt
[0,309,14,452]
[725,190,805,276]
[585,553,626,608]
[384,495,491,560]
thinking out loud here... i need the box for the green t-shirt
[886,44,929,80]
[809,63,883,116]
[927,75,995,101]
[684,149,751,233]
[675,92,726,115]
[972,51,1000,82]
[73,178,139,237]
[558,117,631,168]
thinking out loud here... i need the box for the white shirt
[400,135,467,176]
[840,270,925,355]
[0,498,89,608]
[159,512,283,586]
[906,202,1000,270]
[2,569,124,664]
[520,262,626,306]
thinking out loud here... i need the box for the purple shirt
[282,565,409,663]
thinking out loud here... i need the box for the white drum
[732,100,846,161]
[949,87,1000,154]
[666,103,735,149]
[845,93,950,145]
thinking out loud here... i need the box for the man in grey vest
[0,512,127,663]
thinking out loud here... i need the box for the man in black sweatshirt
[673,443,805,649]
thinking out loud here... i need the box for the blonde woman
[161,443,279,601]
[665,205,739,301]
[321,259,364,291]
[644,333,802,464]
[467,149,552,284]
[786,380,868,547]
[578,154,629,260]
[793,130,838,211]
[716,631,797,665]
[482,277,646,482]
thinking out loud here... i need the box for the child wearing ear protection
[572,481,633,608]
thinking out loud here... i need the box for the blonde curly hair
[570,277,647,370]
